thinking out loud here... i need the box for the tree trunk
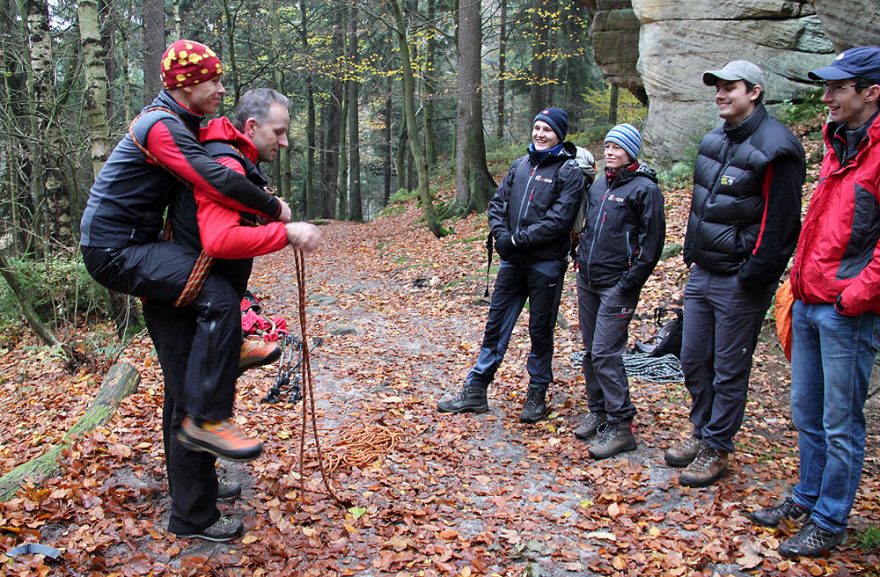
[348,0,363,222]
[299,0,317,218]
[383,74,393,208]
[0,363,140,501]
[337,80,349,220]
[142,0,164,104]
[423,0,437,169]
[529,0,550,117]
[454,0,496,213]
[396,127,407,193]
[609,83,619,125]
[269,0,290,201]
[25,0,67,252]
[386,0,445,238]
[496,0,507,141]
[78,0,112,180]
[221,0,240,104]
[319,6,344,219]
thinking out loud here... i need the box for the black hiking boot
[750,496,809,527]
[437,384,489,414]
[574,411,607,440]
[778,521,846,558]
[588,420,637,459]
[217,479,242,501]
[519,385,548,423]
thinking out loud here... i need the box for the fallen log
[0,362,140,501]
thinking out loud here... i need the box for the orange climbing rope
[293,248,350,507]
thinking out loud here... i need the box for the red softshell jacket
[196,118,288,260]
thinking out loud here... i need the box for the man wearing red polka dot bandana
[81,39,319,542]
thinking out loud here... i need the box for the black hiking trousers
[82,244,241,420]
[138,257,252,535]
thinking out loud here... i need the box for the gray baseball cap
[703,60,766,88]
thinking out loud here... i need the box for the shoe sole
[589,442,637,460]
[177,432,263,462]
[173,530,242,542]
[519,413,547,424]
[664,454,699,467]
[679,467,728,488]
[239,347,282,372]
[437,405,489,414]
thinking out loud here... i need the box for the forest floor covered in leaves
[2,163,880,576]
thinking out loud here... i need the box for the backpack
[569,146,597,255]
[634,306,683,358]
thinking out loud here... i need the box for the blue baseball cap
[808,46,880,84]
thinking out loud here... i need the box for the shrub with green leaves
[0,254,108,327]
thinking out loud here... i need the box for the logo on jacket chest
[720,175,737,186]
[534,175,554,184]
[607,194,625,203]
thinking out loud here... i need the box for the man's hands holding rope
[285,222,321,252]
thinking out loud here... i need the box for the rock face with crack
[584,0,879,164]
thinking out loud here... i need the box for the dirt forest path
[2,198,878,576]
[234,201,877,576]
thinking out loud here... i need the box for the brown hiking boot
[588,421,636,459]
[664,436,704,467]
[179,417,263,462]
[239,339,281,372]
[573,411,607,440]
[679,445,728,487]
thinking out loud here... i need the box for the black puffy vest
[685,104,803,274]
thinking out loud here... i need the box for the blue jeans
[790,300,878,533]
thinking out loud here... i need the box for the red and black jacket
[791,111,880,315]
[171,117,287,260]
[80,90,282,248]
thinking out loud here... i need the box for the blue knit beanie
[534,107,569,141]
[604,123,642,161]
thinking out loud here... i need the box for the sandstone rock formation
[584,0,880,164]
[631,0,833,164]
[813,0,880,51]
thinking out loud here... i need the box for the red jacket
[791,112,880,315]
[196,118,288,259]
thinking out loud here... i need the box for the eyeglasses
[822,83,857,95]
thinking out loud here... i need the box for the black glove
[495,235,515,259]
